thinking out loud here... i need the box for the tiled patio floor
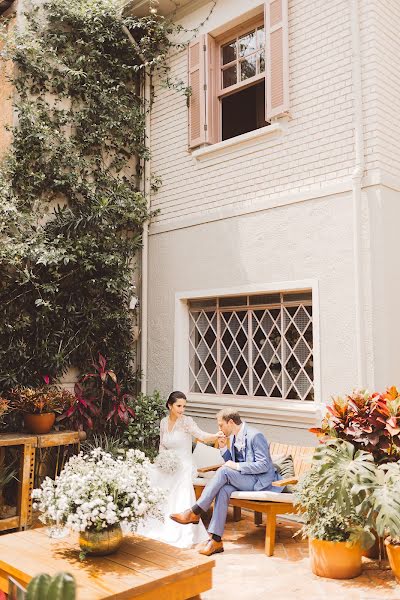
[201,509,400,600]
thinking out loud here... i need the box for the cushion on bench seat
[230,490,295,503]
[193,477,295,503]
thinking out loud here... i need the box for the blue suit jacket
[221,424,283,492]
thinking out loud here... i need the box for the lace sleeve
[159,418,167,451]
[182,416,213,441]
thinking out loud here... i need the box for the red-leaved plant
[310,386,400,463]
[59,354,134,431]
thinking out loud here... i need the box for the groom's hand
[225,460,238,470]
[217,432,227,449]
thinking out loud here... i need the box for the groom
[170,408,282,556]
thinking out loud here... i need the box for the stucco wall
[150,0,354,227]
[147,192,356,444]
[368,186,400,390]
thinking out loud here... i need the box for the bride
[137,390,219,548]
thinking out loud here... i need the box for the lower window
[188,291,314,402]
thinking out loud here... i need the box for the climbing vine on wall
[0,0,177,390]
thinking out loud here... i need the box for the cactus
[25,572,76,600]
[47,573,76,600]
[26,573,51,599]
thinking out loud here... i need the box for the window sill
[186,394,323,429]
[191,122,286,162]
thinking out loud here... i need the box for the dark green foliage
[0,0,176,391]
[122,390,166,459]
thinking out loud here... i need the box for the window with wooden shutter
[265,0,289,120]
[188,2,289,147]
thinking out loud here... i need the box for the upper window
[220,26,265,90]
[219,22,267,141]
[188,291,314,402]
[188,1,290,149]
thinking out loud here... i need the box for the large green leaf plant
[296,439,376,548]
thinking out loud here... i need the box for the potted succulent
[296,439,375,579]
[9,384,75,434]
[32,448,164,558]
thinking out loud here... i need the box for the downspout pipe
[140,74,151,394]
[350,0,366,387]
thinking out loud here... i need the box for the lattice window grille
[189,310,218,394]
[189,296,314,401]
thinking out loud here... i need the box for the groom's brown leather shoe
[170,509,200,525]
[198,539,224,556]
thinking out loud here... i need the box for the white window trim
[173,279,322,429]
[191,120,286,162]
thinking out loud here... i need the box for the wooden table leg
[18,444,35,530]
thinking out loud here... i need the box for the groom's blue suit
[196,424,282,538]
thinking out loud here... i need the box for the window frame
[213,15,266,142]
[188,293,314,402]
[173,281,322,429]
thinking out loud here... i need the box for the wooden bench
[193,442,315,557]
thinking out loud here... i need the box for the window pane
[240,55,256,81]
[259,51,265,73]
[189,310,217,394]
[249,293,280,306]
[222,40,236,65]
[239,30,256,57]
[222,64,237,88]
[257,27,265,48]
[219,296,248,307]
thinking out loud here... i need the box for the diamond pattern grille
[189,299,314,401]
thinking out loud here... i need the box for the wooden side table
[0,431,82,533]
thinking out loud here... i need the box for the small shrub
[122,391,166,459]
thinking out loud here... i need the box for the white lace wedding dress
[137,415,210,548]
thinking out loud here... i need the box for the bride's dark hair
[166,390,187,409]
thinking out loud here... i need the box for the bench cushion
[193,478,295,504]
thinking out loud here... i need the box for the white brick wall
[150,0,355,225]
[361,0,400,180]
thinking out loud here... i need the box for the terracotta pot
[309,538,362,579]
[79,524,123,556]
[385,540,400,582]
[24,412,55,434]
[362,531,387,560]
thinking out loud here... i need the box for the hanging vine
[0,0,178,391]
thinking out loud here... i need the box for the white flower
[31,448,164,533]
[154,449,180,474]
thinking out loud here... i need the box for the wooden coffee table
[0,528,214,599]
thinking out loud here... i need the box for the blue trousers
[196,466,258,538]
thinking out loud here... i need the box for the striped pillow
[273,454,295,492]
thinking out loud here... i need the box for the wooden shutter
[265,0,289,120]
[188,34,217,148]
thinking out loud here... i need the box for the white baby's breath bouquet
[32,448,164,533]
[154,448,180,474]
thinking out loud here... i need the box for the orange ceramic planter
[309,538,362,579]
[385,540,400,582]
[24,412,55,434]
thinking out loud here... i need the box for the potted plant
[310,387,400,464]
[9,385,75,434]
[352,460,400,581]
[32,448,164,557]
[296,439,375,579]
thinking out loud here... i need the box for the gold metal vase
[79,524,123,556]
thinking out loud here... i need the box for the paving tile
[201,508,400,600]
